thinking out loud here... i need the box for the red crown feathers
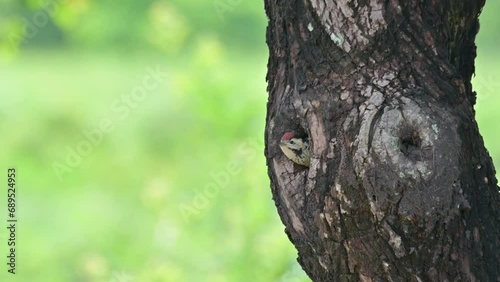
[281,131,295,141]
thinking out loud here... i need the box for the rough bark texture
[264,0,500,281]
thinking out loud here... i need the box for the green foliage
[0,48,311,281]
[0,0,498,281]
[0,0,267,55]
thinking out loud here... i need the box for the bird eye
[289,140,295,144]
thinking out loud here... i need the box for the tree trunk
[264,0,500,281]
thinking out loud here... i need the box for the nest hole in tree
[399,126,422,157]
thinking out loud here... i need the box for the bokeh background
[0,0,498,281]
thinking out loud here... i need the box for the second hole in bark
[399,126,422,157]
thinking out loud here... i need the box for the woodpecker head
[279,131,311,167]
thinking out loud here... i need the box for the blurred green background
[0,0,498,281]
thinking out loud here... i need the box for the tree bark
[264,0,500,281]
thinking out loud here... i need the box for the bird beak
[279,140,285,146]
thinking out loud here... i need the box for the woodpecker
[279,131,311,167]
